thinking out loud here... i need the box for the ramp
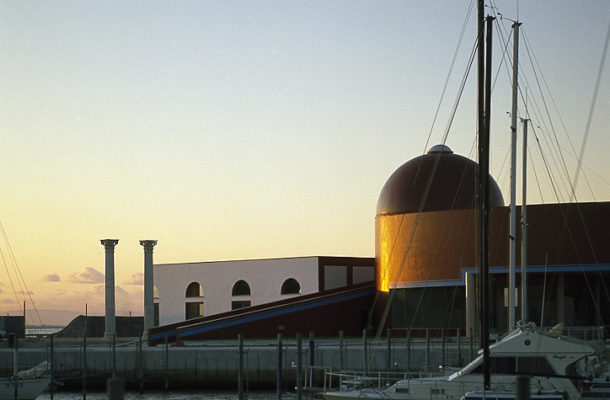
[148,282,375,345]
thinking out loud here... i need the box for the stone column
[101,239,119,340]
[140,240,157,336]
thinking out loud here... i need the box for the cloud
[1,299,16,304]
[41,274,60,282]
[91,285,105,297]
[17,290,34,295]
[123,273,144,285]
[67,267,104,284]
[89,285,128,297]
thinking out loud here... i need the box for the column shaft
[140,240,157,335]
[101,239,119,340]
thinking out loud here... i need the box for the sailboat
[0,225,51,399]
[0,360,51,400]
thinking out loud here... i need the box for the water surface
[37,391,284,400]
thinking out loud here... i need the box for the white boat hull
[323,323,595,400]
[323,377,574,400]
[0,377,50,400]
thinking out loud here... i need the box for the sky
[1,1,609,325]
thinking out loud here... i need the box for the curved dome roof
[376,145,504,216]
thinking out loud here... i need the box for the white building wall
[154,257,319,325]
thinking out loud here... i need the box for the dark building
[0,316,25,338]
[376,145,610,334]
[150,144,609,343]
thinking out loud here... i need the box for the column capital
[139,240,158,251]
[101,239,119,248]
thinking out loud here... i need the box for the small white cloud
[41,274,60,282]
[123,273,144,285]
[67,267,104,284]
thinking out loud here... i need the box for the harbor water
[36,391,281,400]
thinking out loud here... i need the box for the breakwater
[0,333,477,391]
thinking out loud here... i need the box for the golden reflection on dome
[375,210,478,292]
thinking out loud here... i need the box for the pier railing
[321,369,443,392]
[0,324,605,393]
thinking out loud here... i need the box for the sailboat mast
[476,0,486,385]
[477,0,492,389]
[509,22,521,330]
[521,118,529,322]
[484,15,494,390]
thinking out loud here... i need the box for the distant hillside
[56,315,144,338]
[7,308,143,327]
[35,309,81,326]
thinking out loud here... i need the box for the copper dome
[376,145,504,216]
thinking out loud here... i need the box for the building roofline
[154,255,375,267]
[390,263,610,289]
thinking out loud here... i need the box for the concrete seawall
[0,336,476,390]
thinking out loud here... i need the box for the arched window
[185,282,204,319]
[185,282,203,297]
[281,278,301,295]
[232,280,251,296]
[231,279,251,310]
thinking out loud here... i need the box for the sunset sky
[1,1,609,325]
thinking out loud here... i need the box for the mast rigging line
[527,139,546,203]
[489,19,513,98]
[368,2,609,366]
[491,15,587,205]
[374,6,492,366]
[528,18,610,313]
[474,5,608,329]
[0,238,20,312]
[572,16,610,201]
[368,1,477,340]
[368,159,477,371]
[521,31,580,203]
[519,23,609,314]
[528,127,606,326]
[407,162,476,330]
[522,28,597,201]
[372,36,478,339]
[370,28,479,345]
[423,0,475,153]
[484,8,597,206]
[480,20,595,207]
[0,219,43,326]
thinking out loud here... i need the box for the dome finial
[427,144,453,154]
